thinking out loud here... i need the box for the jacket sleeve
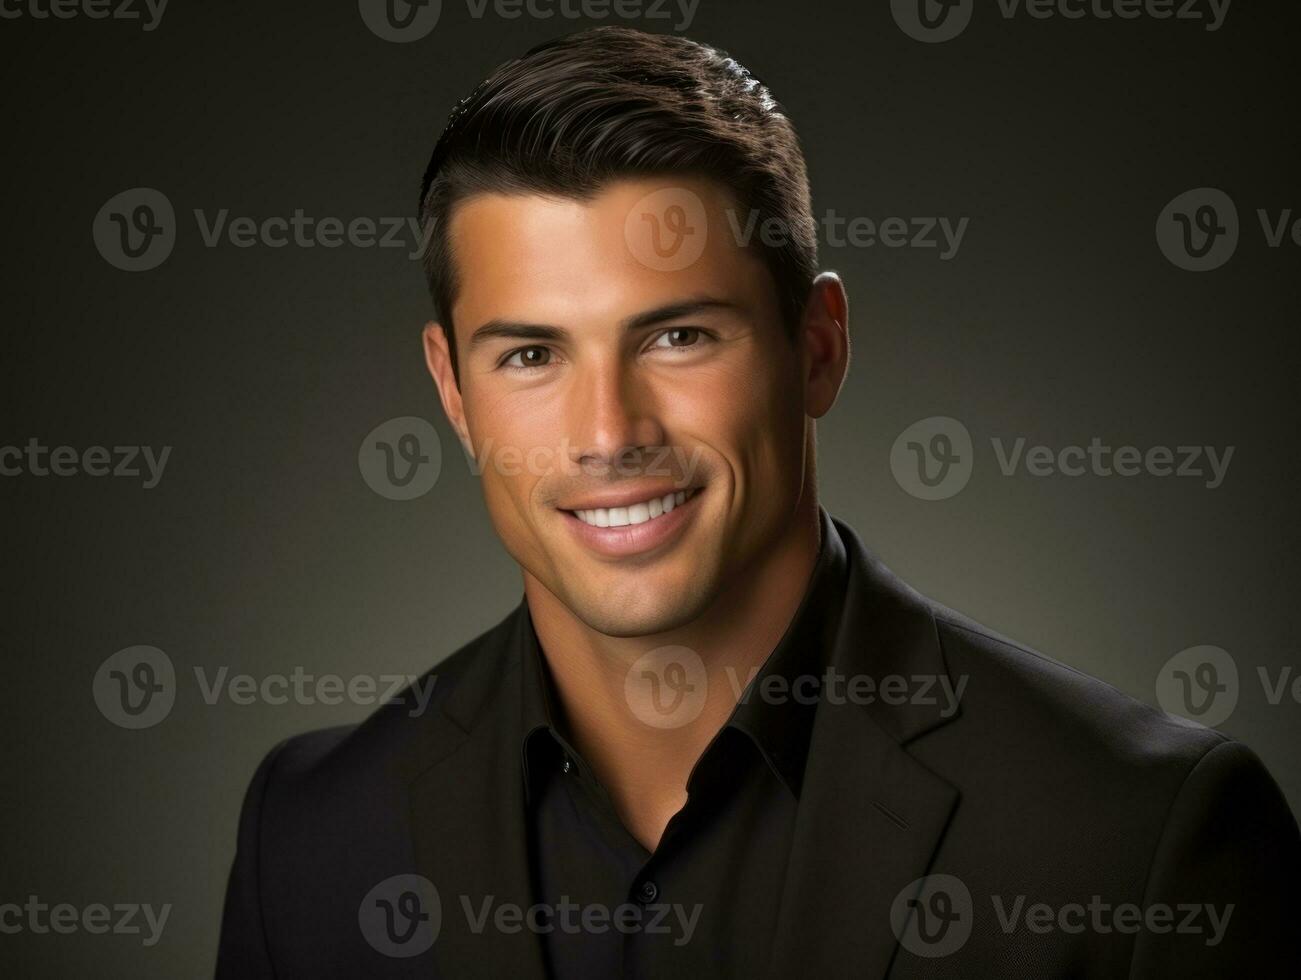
[214,739,289,980]
[1129,738,1300,978]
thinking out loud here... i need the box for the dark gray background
[1,0,1297,975]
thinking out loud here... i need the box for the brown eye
[653,328,702,349]
[505,346,551,369]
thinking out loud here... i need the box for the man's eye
[502,346,552,369]
[650,327,705,350]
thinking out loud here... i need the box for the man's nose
[566,361,666,473]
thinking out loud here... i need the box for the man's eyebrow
[466,298,741,351]
[467,321,566,349]
[621,297,741,331]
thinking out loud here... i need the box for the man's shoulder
[930,597,1225,765]
[252,603,523,793]
[833,516,1229,784]
[894,587,1258,835]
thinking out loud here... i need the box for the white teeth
[572,489,695,528]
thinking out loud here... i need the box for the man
[216,26,1298,979]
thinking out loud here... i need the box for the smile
[559,487,702,558]
[571,489,696,528]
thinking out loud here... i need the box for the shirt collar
[518,506,850,802]
[723,507,849,796]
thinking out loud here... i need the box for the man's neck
[523,500,822,851]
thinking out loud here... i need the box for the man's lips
[558,487,702,558]
[555,481,701,513]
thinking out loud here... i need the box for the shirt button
[561,758,571,774]
[636,880,659,904]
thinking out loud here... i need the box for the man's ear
[422,321,473,455]
[800,271,850,418]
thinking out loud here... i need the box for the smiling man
[216,26,1297,979]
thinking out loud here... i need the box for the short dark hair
[418,26,818,380]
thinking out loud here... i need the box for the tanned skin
[424,176,849,850]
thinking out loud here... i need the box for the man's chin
[554,574,716,640]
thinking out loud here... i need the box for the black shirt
[519,509,850,979]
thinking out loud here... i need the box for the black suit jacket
[216,516,1299,978]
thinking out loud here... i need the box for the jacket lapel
[405,607,549,980]
[767,519,962,980]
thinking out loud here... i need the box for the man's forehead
[446,177,769,330]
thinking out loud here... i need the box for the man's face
[435,177,812,637]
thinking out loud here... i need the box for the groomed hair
[418,26,818,380]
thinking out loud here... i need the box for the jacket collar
[405,512,963,980]
[517,507,852,803]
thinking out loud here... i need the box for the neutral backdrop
[1,1,1297,975]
